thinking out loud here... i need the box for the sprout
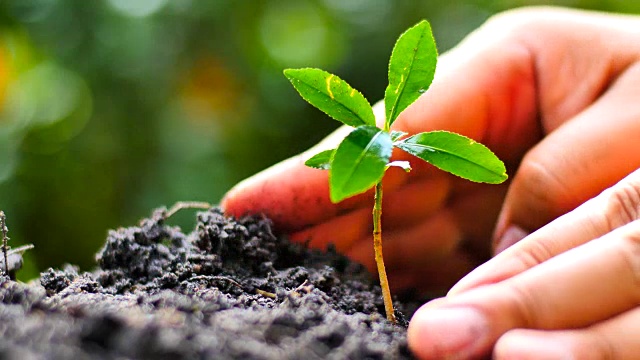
[285,20,507,323]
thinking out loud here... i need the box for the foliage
[287,20,507,203]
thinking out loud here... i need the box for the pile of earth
[0,207,419,359]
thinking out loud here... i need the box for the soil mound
[0,208,415,359]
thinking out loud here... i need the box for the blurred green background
[0,0,637,280]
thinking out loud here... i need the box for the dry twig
[164,201,211,219]
[1,211,8,275]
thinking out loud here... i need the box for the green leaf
[384,20,437,128]
[390,130,408,142]
[395,131,507,184]
[305,149,334,170]
[284,68,375,127]
[330,126,393,202]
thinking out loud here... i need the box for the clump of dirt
[0,208,416,359]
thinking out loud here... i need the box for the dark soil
[0,207,419,359]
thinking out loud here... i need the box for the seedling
[0,211,35,279]
[284,20,507,323]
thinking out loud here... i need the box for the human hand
[408,168,640,359]
[222,6,640,293]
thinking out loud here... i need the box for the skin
[222,7,640,359]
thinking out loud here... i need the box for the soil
[0,207,421,359]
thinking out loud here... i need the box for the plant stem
[1,211,8,276]
[373,181,396,323]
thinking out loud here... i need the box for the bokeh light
[0,0,637,280]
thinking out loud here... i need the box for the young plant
[0,211,34,280]
[284,20,507,323]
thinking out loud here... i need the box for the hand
[405,8,640,358]
[223,6,640,294]
[408,168,640,359]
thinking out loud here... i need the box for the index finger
[449,167,640,296]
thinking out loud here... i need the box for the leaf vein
[403,143,501,175]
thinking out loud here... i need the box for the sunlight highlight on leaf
[284,68,375,127]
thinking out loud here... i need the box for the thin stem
[1,211,8,275]
[165,201,211,219]
[373,181,396,323]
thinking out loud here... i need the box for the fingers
[290,175,450,253]
[342,183,505,295]
[223,7,640,260]
[221,154,334,231]
[408,219,640,359]
[494,61,640,248]
[451,166,640,296]
[494,306,640,360]
[387,254,478,295]
[347,209,462,273]
[382,174,451,230]
[345,187,504,273]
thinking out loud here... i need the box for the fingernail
[409,307,489,359]
[494,225,529,255]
